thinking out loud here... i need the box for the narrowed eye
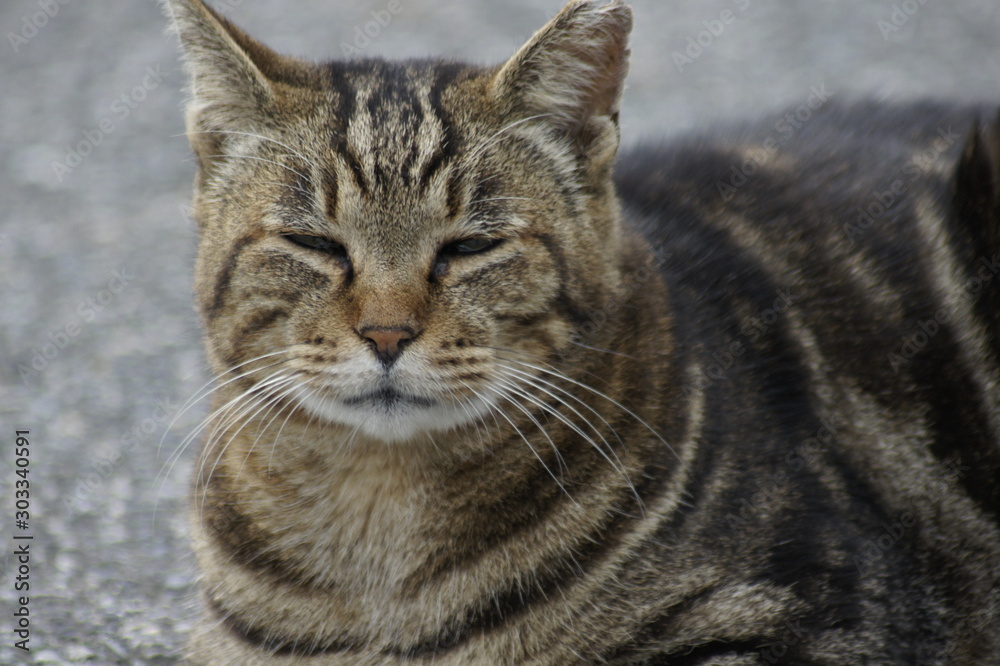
[443,237,501,256]
[283,233,346,257]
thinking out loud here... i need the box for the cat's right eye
[441,237,502,256]
[283,233,347,258]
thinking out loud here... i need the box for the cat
[165,0,1000,663]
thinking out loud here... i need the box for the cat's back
[617,100,990,251]
[617,100,1000,403]
[615,100,1000,660]
[619,98,1000,514]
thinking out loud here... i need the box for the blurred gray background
[2,0,999,662]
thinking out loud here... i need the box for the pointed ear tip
[160,0,189,18]
[584,1,634,39]
[601,0,634,20]
[161,0,200,35]
[569,0,632,10]
[561,0,633,25]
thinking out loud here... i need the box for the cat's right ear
[164,0,299,175]
[491,0,632,171]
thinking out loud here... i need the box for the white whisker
[154,357,294,525]
[158,349,292,461]
[498,356,682,464]
[185,130,315,169]
[568,339,638,360]
[465,380,578,503]
[468,196,536,206]
[489,375,570,477]
[194,374,298,519]
[234,382,303,479]
[202,153,313,185]
[466,114,554,163]
[264,385,311,475]
[492,370,640,508]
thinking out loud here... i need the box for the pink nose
[359,326,415,365]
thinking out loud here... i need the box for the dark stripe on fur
[325,65,369,196]
[236,307,289,340]
[401,439,679,656]
[206,234,257,319]
[201,469,313,586]
[206,594,358,658]
[276,161,316,217]
[321,166,339,221]
[911,330,1000,520]
[529,231,590,327]
[417,63,467,193]
[254,251,331,293]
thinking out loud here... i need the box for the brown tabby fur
[166,0,1000,663]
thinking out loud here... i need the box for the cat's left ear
[956,113,1000,220]
[492,0,632,165]
[954,112,1000,256]
[165,0,307,177]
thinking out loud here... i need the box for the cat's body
[166,0,1000,663]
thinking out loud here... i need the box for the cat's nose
[359,326,416,366]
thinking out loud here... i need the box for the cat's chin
[290,384,496,444]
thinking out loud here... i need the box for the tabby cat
[166,0,1000,663]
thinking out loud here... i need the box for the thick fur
[166,0,1000,663]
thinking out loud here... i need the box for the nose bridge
[353,261,426,366]
[354,261,425,331]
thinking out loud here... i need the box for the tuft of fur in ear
[492,0,632,163]
[164,0,307,179]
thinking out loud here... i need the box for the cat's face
[179,1,632,443]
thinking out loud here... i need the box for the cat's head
[168,0,633,443]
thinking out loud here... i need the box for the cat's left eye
[443,237,501,255]
[283,233,347,257]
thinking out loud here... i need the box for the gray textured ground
[2,0,999,662]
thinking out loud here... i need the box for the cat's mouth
[289,377,487,443]
[342,387,437,409]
